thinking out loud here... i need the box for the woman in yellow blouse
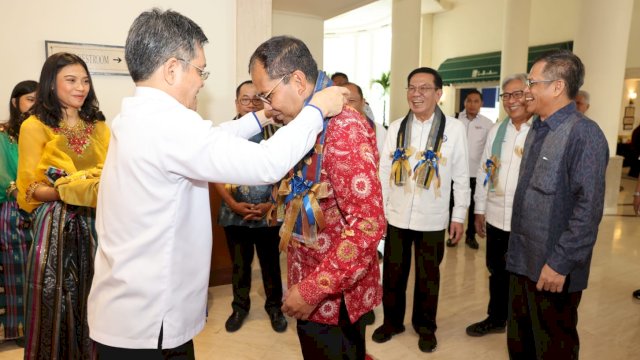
[17,52,110,359]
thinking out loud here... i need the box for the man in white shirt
[448,90,494,249]
[87,9,347,359]
[374,67,469,353]
[466,73,532,337]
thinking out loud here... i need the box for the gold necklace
[54,119,95,155]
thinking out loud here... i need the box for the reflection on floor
[0,175,638,359]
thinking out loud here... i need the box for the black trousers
[296,297,366,360]
[96,326,194,360]
[381,225,445,334]
[507,273,582,360]
[485,223,510,323]
[224,225,283,314]
[449,177,476,239]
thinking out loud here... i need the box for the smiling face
[250,61,307,124]
[406,72,442,121]
[55,64,90,111]
[524,61,563,120]
[502,79,531,124]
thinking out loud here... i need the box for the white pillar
[498,0,531,120]
[236,0,272,83]
[573,0,634,215]
[389,0,421,122]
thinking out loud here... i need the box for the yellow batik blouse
[16,115,110,213]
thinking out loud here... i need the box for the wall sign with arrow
[45,40,129,76]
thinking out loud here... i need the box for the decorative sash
[273,71,333,251]
[391,106,447,193]
[483,116,509,190]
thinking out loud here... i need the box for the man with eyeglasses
[505,49,608,359]
[88,10,348,359]
[212,80,288,335]
[249,35,385,360]
[465,73,532,338]
[447,89,494,250]
[375,67,469,353]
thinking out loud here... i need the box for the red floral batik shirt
[287,106,386,325]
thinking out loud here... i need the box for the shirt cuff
[306,104,324,119]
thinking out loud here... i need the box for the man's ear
[291,70,307,96]
[163,58,181,85]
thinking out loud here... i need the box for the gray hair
[501,73,528,90]
[125,8,208,82]
[577,90,590,103]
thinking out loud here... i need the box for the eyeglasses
[177,58,210,81]
[499,90,525,101]
[256,73,291,105]
[238,97,263,106]
[525,79,557,87]
[406,85,437,94]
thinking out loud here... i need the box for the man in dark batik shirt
[506,49,609,359]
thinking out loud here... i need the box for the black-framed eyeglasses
[406,85,437,94]
[238,97,263,106]
[499,90,525,101]
[525,79,557,87]
[256,73,291,105]
[177,58,210,81]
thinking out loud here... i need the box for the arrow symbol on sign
[113,57,122,63]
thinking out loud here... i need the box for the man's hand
[309,86,349,118]
[243,202,272,221]
[448,221,464,244]
[230,202,261,218]
[474,214,487,238]
[633,194,640,215]
[536,264,566,293]
[281,284,316,320]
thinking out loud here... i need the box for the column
[389,0,421,122]
[498,0,531,120]
[573,0,634,215]
[236,0,272,83]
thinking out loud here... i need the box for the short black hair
[248,36,318,85]
[235,80,253,98]
[465,89,483,102]
[407,67,443,89]
[533,49,585,99]
[343,82,363,98]
[331,72,348,81]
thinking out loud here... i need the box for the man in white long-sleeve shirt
[448,89,494,250]
[87,9,347,359]
[373,67,469,353]
[466,73,532,337]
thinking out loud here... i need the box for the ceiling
[272,0,377,20]
[273,0,452,20]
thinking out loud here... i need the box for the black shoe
[268,309,288,333]
[465,236,479,249]
[362,310,375,325]
[466,318,506,337]
[225,311,247,332]
[371,324,405,343]
[633,289,640,300]
[446,239,457,247]
[418,332,437,353]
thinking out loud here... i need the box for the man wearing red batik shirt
[250,36,385,360]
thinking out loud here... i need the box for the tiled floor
[1,174,639,359]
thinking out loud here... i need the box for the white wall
[0,0,237,123]
[273,11,324,69]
